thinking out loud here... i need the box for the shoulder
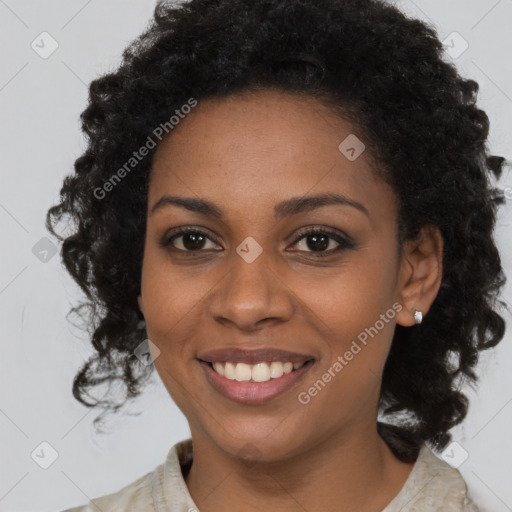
[60,438,195,512]
[60,469,156,512]
[384,443,481,511]
[377,422,481,511]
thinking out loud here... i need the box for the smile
[209,360,307,382]
[198,358,315,404]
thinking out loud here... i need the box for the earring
[413,309,423,325]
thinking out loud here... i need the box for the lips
[196,347,316,404]
[197,347,314,365]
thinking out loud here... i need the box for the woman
[50,0,508,510]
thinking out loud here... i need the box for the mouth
[196,354,316,405]
[199,359,313,382]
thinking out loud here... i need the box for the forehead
[148,90,396,228]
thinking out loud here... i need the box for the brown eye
[175,231,208,251]
[161,228,221,253]
[289,228,355,257]
[297,232,332,252]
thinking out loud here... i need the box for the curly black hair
[46,0,509,450]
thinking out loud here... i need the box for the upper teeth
[212,361,305,382]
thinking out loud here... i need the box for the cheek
[295,247,398,385]
[296,312,396,428]
[141,238,214,316]
[297,249,398,332]
[140,262,208,409]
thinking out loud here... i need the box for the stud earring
[413,309,423,325]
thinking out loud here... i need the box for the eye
[288,227,355,257]
[160,227,220,253]
[160,226,356,257]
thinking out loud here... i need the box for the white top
[61,438,481,511]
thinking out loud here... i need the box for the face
[138,90,412,461]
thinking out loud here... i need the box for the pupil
[183,232,205,250]
[307,234,328,251]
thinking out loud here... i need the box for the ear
[395,224,443,327]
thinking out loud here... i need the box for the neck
[184,423,416,512]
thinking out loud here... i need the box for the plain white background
[0,1,511,511]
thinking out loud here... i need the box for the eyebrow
[149,192,369,219]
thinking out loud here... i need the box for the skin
[137,89,443,512]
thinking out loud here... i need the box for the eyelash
[160,226,356,258]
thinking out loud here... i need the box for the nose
[207,249,294,331]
